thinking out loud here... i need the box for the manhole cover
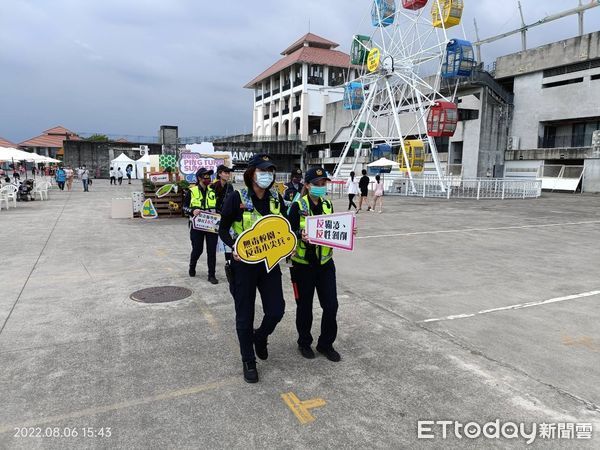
[130,286,193,303]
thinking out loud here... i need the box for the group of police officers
[184,154,342,383]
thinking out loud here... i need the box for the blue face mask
[255,171,274,189]
[309,185,327,198]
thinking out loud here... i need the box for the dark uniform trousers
[189,228,218,277]
[293,260,338,349]
[230,260,285,362]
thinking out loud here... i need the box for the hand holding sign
[234,215,297,272]
[305,212,355,251]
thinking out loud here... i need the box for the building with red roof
[19,126,80,159]
[0,136,18,148]
[244,33,357,142]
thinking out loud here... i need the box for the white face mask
[255,171,274,188]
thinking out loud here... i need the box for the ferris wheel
[333,0,475,193]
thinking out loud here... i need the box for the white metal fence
[392,176,542,200]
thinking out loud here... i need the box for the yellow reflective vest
[291,195,333,265]
[189,185,217,210]
[231,188,281,238]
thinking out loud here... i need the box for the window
[308,64,324,85]
[542,78,584,89]
[328,67,348,87]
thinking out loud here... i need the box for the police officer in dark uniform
[288,167,341,362]
[183,167,219,284]
[284,168,304,203]
[218,154,287,383]
[212,164,235,262]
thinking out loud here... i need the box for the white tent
[110,153,135,179]
[135,153,151,179]
[367,157,400,168]
[0,147,38,162]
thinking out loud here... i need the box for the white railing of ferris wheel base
[397,176,542,200]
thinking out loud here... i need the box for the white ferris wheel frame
[334,0,467,193]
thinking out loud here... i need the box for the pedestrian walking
[183,167,219,284]
[289,167,345,362]
[126,164,133,184]
[346,171,359,211]
[65,166,74,191]
[284,168,304,204]
[218,154,287,383]
[117,168,124,185]
[81,166,90,192]
[358,169,372,212]
[55,167,66,191]
[109,167,116,185]
[372,174,384,213]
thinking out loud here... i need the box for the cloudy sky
[1,0,598,143]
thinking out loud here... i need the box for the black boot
[188,265,196,277]
[299,345,315,359]
[243,361,258,383]
[254,330,268,360]
[208,275,219,284]
[316,345,341,362]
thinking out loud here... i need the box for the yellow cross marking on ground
[281,392,326,424]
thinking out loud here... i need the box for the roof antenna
[308,18,311,33]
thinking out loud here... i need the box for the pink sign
[305,212,355,251]
[178,153,225,177]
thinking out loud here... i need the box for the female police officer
[288,167,341,362]
[183,167,219,284]
[218,154,287,383]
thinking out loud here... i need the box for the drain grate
[130,286,193,304]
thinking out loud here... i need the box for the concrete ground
[1,178,599,449]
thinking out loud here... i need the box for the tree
[87,134,109,142]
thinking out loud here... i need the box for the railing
[282,108,290,115]
[307,132,327,146]
[307,76,324,85]
[293,105,301,112]
[272,111,279,118]
[264,114,270,120]
[538,133,596,149]
[251,134,302,142]
[272,88,280,95]
[264,91,271,98]
[255,95,262,102]
[393,176,542,200]
[282,83,291,92]
[293,79,302,87]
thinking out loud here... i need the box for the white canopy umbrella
[367,157,400,168]
[0,146,38,162]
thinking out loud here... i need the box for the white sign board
[149,173,170,183]
[305,212,355,251]
[192,212,221,233]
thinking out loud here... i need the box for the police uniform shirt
[211,181,234,213]
[218,189,286,249]
[284,181,304,201]
[288,198,324,266]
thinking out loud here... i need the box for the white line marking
[356,220,600,240]
[421,290,600,323]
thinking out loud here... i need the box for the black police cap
[248,154,276,170]
[304,167,331,184]
[217,164,232,173]
[195,167,214,179]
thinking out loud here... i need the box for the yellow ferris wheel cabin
[432,0,464,29]
[398,139,426,173]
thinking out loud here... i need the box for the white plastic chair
[0,184,18,208]
[0,192,8,210]
[33,181,49,201]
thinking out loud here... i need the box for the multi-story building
[500,31,600,192]
[215,33,356,172]
[244,33,356,141]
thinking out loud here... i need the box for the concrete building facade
[500,32,600,192]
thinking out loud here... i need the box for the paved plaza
[1,179,599,449]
